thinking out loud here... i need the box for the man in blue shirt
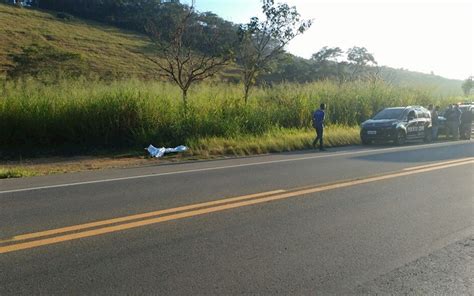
[312,103,326,151]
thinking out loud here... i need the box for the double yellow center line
[1,157,473,254]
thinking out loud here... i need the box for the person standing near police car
[452,104,462,140]
[312,103,326,151]
[445,104,454,139]
[460,105,473,139]
[447,104,462,140]
[428,104,439,140]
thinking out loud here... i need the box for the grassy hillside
[380,67,463,97]
[0,3,464,93]
[0,4,159,79]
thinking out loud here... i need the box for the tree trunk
[243,68,256,104]
[244,83,250,104]
[182,88,188,115]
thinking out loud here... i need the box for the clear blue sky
[184,0,473,80]
[193,0,259,23]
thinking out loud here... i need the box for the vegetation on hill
[379,67,464,97]
[0,4,159,79]
[0,3,465,95]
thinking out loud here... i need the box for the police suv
[360,106,432,145]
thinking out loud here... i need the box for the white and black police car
[360,106,432,145]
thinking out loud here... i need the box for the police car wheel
[395,130,406,145]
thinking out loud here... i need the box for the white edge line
[0,141,471,194]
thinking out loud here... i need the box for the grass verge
[2,78,446,153]
[0,127,360,178]
[187,126,359,157]
[0,167,38,179]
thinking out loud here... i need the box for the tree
[347,46,376,66]
[462,76,473,97]
[145,1,233,110]
[259,53,313,84]
[311,46,343,81]
[346,46,377,80]
[311,46,343,64]
[238,0,312,103]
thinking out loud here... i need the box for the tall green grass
[189,126,360,156]
[0,78,457,155]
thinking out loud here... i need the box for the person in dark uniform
[445,104,455,139]
[452,104,463,140]
[429,104,439,140]
[460,106,472,139]
[312,103,326,151]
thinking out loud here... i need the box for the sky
[186,0,473,80]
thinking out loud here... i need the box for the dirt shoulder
[0,152,209,178]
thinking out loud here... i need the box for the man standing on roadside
[446,104,462,140]
[452,104,463,140]
[460,106,473,139]
[445,104,454,139]
[312,103,326,151]
[429,104,439,140]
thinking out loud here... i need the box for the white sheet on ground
[146,144,188,158]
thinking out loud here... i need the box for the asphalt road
[1,141,473,295]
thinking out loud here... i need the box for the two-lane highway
[1,141,473,294]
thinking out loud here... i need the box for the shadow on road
[350,141,473,164]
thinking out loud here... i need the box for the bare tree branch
[145,0,231,111]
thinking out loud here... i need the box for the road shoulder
[356,236,473,295]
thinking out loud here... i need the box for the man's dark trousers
[313,127,323,150]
